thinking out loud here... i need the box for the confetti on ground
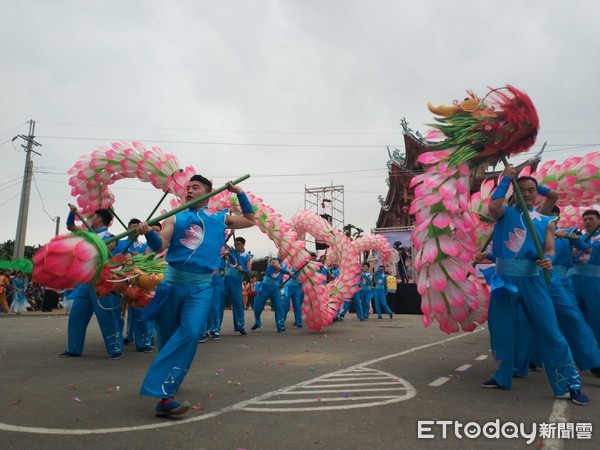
[316,397,321,402]
[11,399,22,405]
[350,339,356,342]
[69,384,77,390]
[278,362,286,366]
[207,393,213,398]
[305,349,310,352]
[514,394,520,402]
[106,387,113,394]
[310,367,314,371]
[343,392,349,398]
[74,397,81,403]
[218,368,225,372]
[536,440,544,448]
[235,388,245,393]
[192,404,205,410]
[391,378,400,382]
[115,386,120,392]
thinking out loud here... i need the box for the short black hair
[95,208,113,226]
[128,218,141,226]
[235,237,246,244]
[582,209,600,219]
[190,174,213,191]
[516,176,538,187]
[550,205,560,215]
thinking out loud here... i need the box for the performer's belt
[553,265,569,279]
[226,268,242,277]
[164,265,213,286]
[572,263,600,278]
[495,258,540,277]
[263,277,280,286]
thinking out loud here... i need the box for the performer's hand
[473,252,488,263]
[501,165,517,179]
[536,258,553,271]
[68,203,78,214]
[136,222,150,235]
[226,181,243,194]
[555,230,567,239]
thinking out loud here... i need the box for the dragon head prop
[426,84,539,167]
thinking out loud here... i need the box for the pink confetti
[278,362,286,366]
[316,397,322,402]
[11,399,21,405]
[207,393,213,398]
[192,404,205,410]
[391,378,400,382]
[74,397,81,403]
[218,368,225,372]
[106,388,113,394]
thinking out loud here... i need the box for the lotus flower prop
[68,141,195,214]
[33,176,249,292]
[32,231,109,290]
[413,85,540,333]
[529,152,600,206]
[208,190,392,331]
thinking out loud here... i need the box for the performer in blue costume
[59,206,124,360]
[251,249,290,333]
[136,175,255,416]
[372,266,393,319]
[114,218,154,353]
[572,209,600,344]
[223,236,253,335]
[282,262,304,328]
[359,263,374,320]
[201,246,228,342]
[482,166,588,405]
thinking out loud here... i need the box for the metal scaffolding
[304,184,344,252]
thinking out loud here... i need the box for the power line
[36,135,396,148]
[32,173,57,221]
[37,120,404,137]
[0,192,21,207]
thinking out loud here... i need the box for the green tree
[343,224,364,240]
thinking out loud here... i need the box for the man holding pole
[482,165,589,405]
[136,175,255,416]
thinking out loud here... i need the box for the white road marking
[428,377,451,387]
[455,364,472,372]
[543,400,569,450]
[475,354,488,361]
[0,327,485,435]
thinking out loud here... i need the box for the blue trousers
[223,274,246,331]
[487,273,581,395]
[66,285,123,356]
[360,289,373,319]
[342,291,364,319]
[206,273,225,334]
[373,289,392,317]
[573,273,600,344]
[128,306,155,351]
[283,283,303,327]
[140,283,212,398]
[253,282,285,331]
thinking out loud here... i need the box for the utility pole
[54,216,60,236]
[12,120,42,260]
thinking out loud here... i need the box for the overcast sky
[1,0,599,259]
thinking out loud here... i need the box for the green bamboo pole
[121,190,171,254]
[500,155,550,282]
[104,174,250,245]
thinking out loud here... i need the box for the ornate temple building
[375,119,544,230]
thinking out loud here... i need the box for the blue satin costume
[140,207,227,398]
[64,227,124,357]
[487,206,581,395]
[252,259,289,332]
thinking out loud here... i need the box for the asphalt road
[1,310,598,449]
